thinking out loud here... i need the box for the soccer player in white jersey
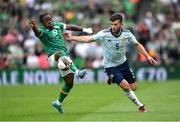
[64,13,157,112]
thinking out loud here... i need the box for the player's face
[110,20,122,34]
[42,15,54,29]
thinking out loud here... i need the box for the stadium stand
[0,0,180,69]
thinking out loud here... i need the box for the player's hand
[29,19,37,28]
[147,56,157,65]
[62,57,72,67]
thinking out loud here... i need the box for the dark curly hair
[39,13,50,23]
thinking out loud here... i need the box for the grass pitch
[0,80,180,121]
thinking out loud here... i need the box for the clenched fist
[29,19,37,28]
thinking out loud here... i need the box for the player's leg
[52,72,74,113]
[112,74,144,109]
[58,73,74,103]
[110,74,143,108]
[105,65,146,112]
[119,79,144,109]
[50,52,74,113]
[120,80,146,112]
[127,82,147,112]
[120,61,146,112]
[70,63,87,79]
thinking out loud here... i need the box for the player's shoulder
[102,28,111,33]
[54,21,64,26]
[122,28,134,37]
[54,21,65,29]
[122,28,131,33]
[96,28,111,35]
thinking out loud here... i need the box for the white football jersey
[92,28,138,68]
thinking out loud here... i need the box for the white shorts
[48,54,74,77]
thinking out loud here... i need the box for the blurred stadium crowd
[0,0,180,69]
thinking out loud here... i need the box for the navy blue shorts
[105,60,136,85]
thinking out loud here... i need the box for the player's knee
[131,86,137,91]
[119,79,131,91]
[130,83,137,91]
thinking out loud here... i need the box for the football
[57,59,66,69]
[57,56,72,69]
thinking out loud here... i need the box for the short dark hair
[39,13,50,23]
[110,13,123,23]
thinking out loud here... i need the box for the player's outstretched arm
[63,32,94,43]
[135,42,157,65]
[29,19,41,37]
[66,24,93,34]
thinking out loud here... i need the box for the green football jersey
[38,22,68,57]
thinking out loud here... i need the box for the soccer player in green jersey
[29,13,93,113]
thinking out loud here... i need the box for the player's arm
[63,33,94,43]
[66,24,93,34]
[135,42,157,65]
[29,19,42,37]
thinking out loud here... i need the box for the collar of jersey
[41,23,55,30]
[41,25,48,30]
[110,28,123,38]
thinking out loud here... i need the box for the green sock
[59,51,67,57]
[70,63,78,72]
[58,84,72,103]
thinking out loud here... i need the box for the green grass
[0,80,180,121]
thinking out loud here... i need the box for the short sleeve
[92,30,105,42]
[56,22,66,30]
[62,23,66,30]
[128,32,138,44]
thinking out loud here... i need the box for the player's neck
[47,26,53,30]
[43,25,54,30]
[114,29,121,36]
[111,28,122,37]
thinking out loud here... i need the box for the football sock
[58,84,72,103]
[70,63,78,72]
[59,51,67,57]
[71,63,82,77]
[124,89,143,107]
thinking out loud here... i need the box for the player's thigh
[105,67,124,85]
[105,68,130,90]
[63,73,74,86]
[48,54,57,66]
[123,70,136,90]
[121,61,136,84]
[48,51,62,65]
[129,82,137,91]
